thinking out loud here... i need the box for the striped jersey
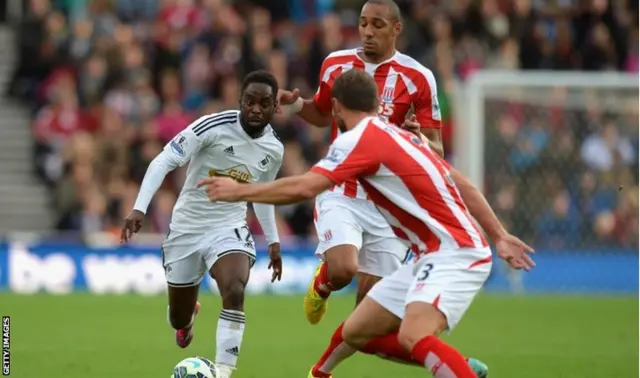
[313,48,442,200]
[162,110,283,233]
[311,116,487,256]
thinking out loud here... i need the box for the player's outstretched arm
[450,168,535,271]
[122,115,213,243]
[121,150,177,243]
[198,172,333,205]
[449,168,507,243]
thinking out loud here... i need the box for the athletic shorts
[161,225,256,287]
[367,247,492,331]
[314,192,409,278]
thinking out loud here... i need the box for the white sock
[166,306,195,330]
[216,309,246,370]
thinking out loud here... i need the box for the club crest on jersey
[170,134,187,156]
[381,86,395,103]
[259,155,271,167]
[209,165,252,183]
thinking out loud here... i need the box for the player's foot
[217,363,235,378]
[175,301,201,348]
[308,367,332,378]
[304,262,330,325]
[467,357,488,378]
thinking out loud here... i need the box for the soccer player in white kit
[199,70,535,378]
[120,70,285,378]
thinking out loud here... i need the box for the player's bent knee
[341,318,370,349]
[219,278,246,310]
[398,302,448,351]
[325,245,359,287]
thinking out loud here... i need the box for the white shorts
[367,247,492,331]
[314,193,409,278]
[161,225,256,287]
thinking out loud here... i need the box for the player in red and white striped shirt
[200,69,535,378]
[277,0,491,376]
[279,0,444,337]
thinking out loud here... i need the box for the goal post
[451,70,639,293]
[453,70,639,189]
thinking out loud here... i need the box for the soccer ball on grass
[171,356,219,378]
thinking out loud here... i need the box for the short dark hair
[241,70,279,98]
[365,0,402,22]
[332,70,379,113]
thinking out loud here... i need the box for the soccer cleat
[307,368,332,378]
[304,263,329,325]
[175,301,201,348]
[467,357,489,378]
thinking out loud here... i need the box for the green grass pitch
[2,293,637,377]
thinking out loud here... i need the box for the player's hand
[276,88,300,113]
[495,234,536,272]
[121,210,144,244]
[401,114,421,136]
[267,242,282,282]
[197,177,241,201]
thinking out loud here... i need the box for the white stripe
[321,61,354,84]
[373,200,426,252]
[398,72,417,95]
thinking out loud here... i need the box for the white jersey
[133,110,284,242]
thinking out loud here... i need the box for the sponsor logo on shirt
[209,165,252,183]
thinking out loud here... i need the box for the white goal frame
[452,70,639,189]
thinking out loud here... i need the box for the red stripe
[391,62,441,129]
[390,226,421,255]
[390,126,487,247]
[367,125,477,249]
[362,181,440,254]
[468,255,492,269]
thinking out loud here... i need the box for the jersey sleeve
[162,115,218,167]
[311,127,379,184]
[253,151,283,245]
[312,57,334,115]
[412,68,442,129]
[132,116,217,213]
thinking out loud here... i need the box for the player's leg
[206,225,257,378]
[306,197,363,324]
[399,249,492,378]
[309,234,406,377]
[209,252,252,377]
[167,282,201,348]
[162,233,206,348]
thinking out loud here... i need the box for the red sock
[361,333,419,366]
[311,323,356,377]
[411,336,476,378]
[313,262,335,298]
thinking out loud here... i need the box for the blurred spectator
[7,0,637,249]
[580,120,636,171]
[536,190,581,249]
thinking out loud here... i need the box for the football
[171,356,219,378]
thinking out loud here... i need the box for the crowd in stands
[6,0,639,248]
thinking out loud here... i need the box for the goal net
[453,71,639,293]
